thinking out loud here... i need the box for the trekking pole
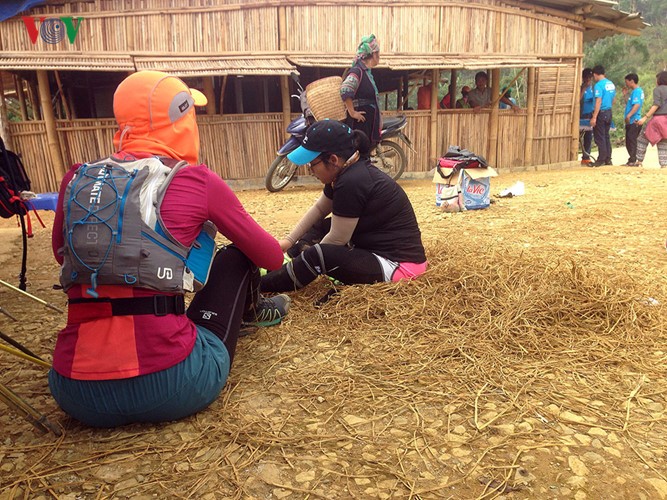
[0,343,51,369]
[18,214,28,291]
[0,305,18,321]
[0,329,45,361]
[0,383,62,436]
[0,279,64,314]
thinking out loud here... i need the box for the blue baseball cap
[287,120,354,165]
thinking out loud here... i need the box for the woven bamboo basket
[305,76,347,121]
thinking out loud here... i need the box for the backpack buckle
[153,295,185,316]
[153,295,169,316]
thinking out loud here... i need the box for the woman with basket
[340,34,382,146]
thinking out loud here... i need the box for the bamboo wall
[533,64,577,166]
[8,74,576,196]
[286,3,582,55]
[8,114,288,192]
[0,1,582,56]
[3,0,582,191]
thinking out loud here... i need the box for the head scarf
[356,34,380,60]
[112,71,207,165]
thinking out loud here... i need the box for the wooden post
[570,59,581,161]
[278,5,290,136]
[429,69,439,163]
[202,76,216,115]
[449,69,457,108]
[262,79,270,113]
[234,77,244,114]
[0,75,14,151]
[14,75,28,121]
[36,70,65,177]
[67,88,77,119]
[397,78,403,111]
[280,75,291,139]
[28,80,41,120]
[488,68,501,167]
[524,67,536,167]
[219,75,227,115]
[54,71,70,120]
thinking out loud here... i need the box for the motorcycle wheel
[265,155,299,192]
[371,140,406,180]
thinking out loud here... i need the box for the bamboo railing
[8,105,575,194]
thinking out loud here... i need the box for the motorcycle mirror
[290,72,300,84]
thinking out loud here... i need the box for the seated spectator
[499,87,518,109]
[440,84,453,109]
[417,83,454,109]
[456,86,472,109]
[468,72,520,112]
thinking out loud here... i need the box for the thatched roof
[0,52,134,72]
[134,55,297,77]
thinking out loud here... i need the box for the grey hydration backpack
[59,156,217,298]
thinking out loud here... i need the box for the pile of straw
[2,196,667,498]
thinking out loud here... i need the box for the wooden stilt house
[0,0,645,192]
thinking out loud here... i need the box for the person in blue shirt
[580,68,595,163]
[622,73,644,166]
[499,87,517,109]
[590,65,616,167]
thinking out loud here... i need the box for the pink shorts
[392,261,428,281]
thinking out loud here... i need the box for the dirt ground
[1,147,667,499]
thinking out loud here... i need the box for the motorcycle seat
[381,115,407,131]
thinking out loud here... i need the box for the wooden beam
[234,77,244,114]
[572,5,593,15]
[36,70,65,177]
[524,67,536,167]
[570,58,582,161]
[429,69,439,163]
[219,75,227,115]
[0,75,14,151]
[582,18,641,37]
[487,68,500,167]
[280,75,291,139]
[202,76,216,114]
[28,80,41,120]
[54,71,71,120]
[14,75,28,121]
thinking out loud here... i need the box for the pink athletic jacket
[52,152,283,380]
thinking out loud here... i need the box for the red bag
[437,157,481,170]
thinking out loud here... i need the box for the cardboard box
[433,166,498,211]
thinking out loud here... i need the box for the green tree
[617,0,667,26]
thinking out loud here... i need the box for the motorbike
[265,74,414,193]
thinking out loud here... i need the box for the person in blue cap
[261,120,427,293]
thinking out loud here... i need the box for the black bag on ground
[442,145,490,168]
[0,138,35,290]
[0,138,31,218]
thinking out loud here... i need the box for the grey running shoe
[243,294,291,328]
